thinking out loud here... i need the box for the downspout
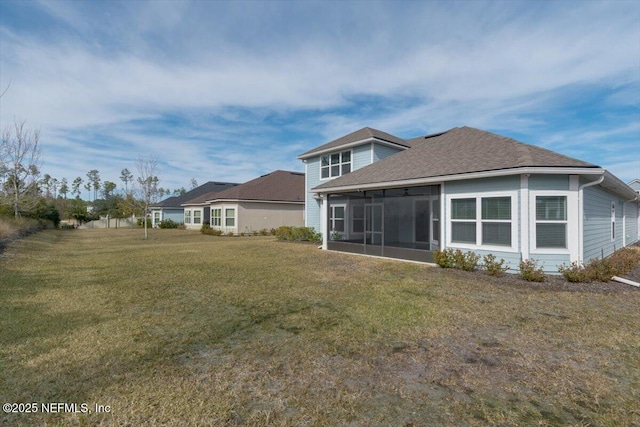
[578,173,605,264]
[622,195,639,247]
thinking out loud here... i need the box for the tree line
[1,118,198,236]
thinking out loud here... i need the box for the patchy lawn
[1,229,639,426]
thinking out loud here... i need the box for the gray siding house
[150,181,238,227]
[298,126,639,272]
[203,170,305,233]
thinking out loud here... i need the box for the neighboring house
[298,126,640,272]
[203,170,305,234]
[150,181,238,227]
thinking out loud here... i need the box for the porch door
[415,197,440,250]
[365,203,383,245]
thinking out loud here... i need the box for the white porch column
[321,195,328,250]
[521,174,530,261]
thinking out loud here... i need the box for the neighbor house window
[153,211,160,226]
[184,210,191,224]
[451,198,476,244]
[535,196,567,248]
[212,208,222,226]
[321,150,351,179]
[225,208,235,227]
[193,210,201,225]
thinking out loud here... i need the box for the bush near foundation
[275,226,321,242]
[434,248,479,271]
[200,224,222,236]
[483,254,509,277]
[519,259,546,282]
[158,219,179,229]
[558,248,640,283]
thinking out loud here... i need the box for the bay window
[535,196,567,249]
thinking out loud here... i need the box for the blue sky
[1,0,638,194]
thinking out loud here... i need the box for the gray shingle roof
[207,170,304,203]
[298,127,410,159]
[314,126,599,191]
[152,181,239,208]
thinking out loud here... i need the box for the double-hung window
[225,208,235,227]
[184,210,191,224]
[211,208,222,226]
[481,197,511,246]
[193,210,202,225]
[451,198,476,244]
[450,194,514,249]
[321,151,351,179]
[535,196,567,248]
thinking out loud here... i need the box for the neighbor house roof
[152,181,238,208]
[205,170,304,203]
[297,127,411,159]
[313,126,600,192]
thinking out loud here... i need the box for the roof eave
[297,137,409,160]
[312,166,606,194]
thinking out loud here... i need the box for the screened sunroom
[324,185,441,262]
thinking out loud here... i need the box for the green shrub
[483,254,508,277]
[137,218,152,228]
[433,248,479,271]
[158,219,179,229]
[558,249,640,283]
[558,261,594,283]
[519,259,546,282]
[258,228,269,236]
[433,248,455,268]
[453,249,479,271]
[200,224,222,235]
[275,226,321,242]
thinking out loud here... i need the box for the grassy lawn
[1,229,639,426]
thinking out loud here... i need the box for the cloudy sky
[1,0,638,195]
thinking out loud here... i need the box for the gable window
[321,150,351,179]
[193,210,202,225]
[184,210,191,224]
[225,208,236,227]
[212,208,222,226]
[535,196,567,248]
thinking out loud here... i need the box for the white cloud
[1,0,638,186]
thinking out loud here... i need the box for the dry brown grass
[1,229,639,426]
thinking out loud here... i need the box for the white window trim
[319,149,353,181]
[224,206,237,228]
[211,207,222,227]
[329,203,347,238]
[529,190,578,257]
[446,191,519,253]
[184,209,192,224]
[192,208,203,225]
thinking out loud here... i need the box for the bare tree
[1,119,42,217]
[136,156,159,239]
